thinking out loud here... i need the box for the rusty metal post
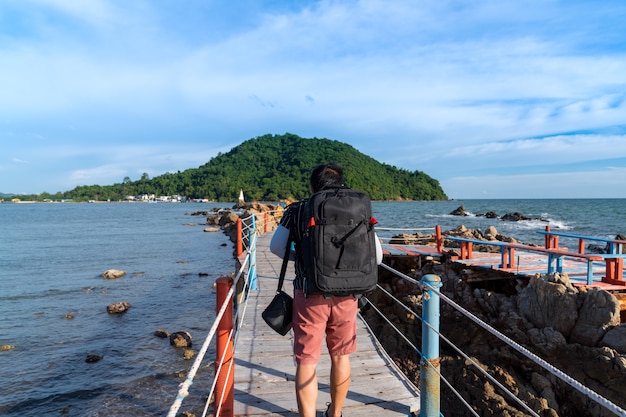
[419,274,442,417]
[236,218,243,258]
[215,277,234,417]
[435,225,443,254]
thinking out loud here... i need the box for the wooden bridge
[233,233,420,416]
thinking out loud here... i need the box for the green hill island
[6,134,448,202]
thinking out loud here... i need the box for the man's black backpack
[300,187,378,296]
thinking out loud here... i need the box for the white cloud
[2,0,626,196]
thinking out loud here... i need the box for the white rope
[168,209,275,415]
[363,293,479,417]
[433,286,626,417]
[201,326,235,417]
[378,262,626,416]
[199,245,256,417]
[374,284,532,416]
[166,253,250,417]
[214,337,237,417]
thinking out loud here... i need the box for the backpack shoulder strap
[276,227,293,293]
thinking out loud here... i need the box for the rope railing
[166,228,257,417]
[168,207,283,416]
[374,260,626,417]
[370,269,540,416]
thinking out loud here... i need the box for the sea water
[0,199,624,416]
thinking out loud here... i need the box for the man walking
[270,162,382,417]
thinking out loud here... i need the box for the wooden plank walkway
[234,233,419,416]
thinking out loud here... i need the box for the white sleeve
[269,224,295,261]
[374,232,383,265]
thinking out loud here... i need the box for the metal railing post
[236,218,243,257]
[435,225,443,254]
[248,215,258,290]
[420,274,442,417]
[215,277,234,417]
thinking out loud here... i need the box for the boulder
[102,269,126,279]
[219,212,239,227]
[85,354,103,363]
[527,327,567,352]
[203,226,220,233]
[517,273,579,337]
[170,331,192,348]
[154,329,170,338]
[570,288,620,346]
[484,226,499,241]
[601,324,626,353]
[484,211,499,219]
[107,301,131,314]
[501,212,532,221]
[450,205,468,216]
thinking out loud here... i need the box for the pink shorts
[292,289,358,366]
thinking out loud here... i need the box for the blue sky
[1,0,625,199]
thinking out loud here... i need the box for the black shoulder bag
[262,231,293,336]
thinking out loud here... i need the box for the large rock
[102,269,126,279]
[601,324,626,353]
[450,205,468,216]
[170,331,192,348]
[484,226,499,241]
[501,212,532,221]
[570,288,620,346]
[517,273,579,337]
[107,301,131,314]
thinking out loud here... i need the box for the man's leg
[296,364,318,417]
[328,354,351,417]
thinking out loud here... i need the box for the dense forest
[8,134,448,202]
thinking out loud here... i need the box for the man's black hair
[310,162,345,193]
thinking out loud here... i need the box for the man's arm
[269,224,296,261]
[374,233,383,265]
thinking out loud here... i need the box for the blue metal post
[419,274,442,417]
[248,215,258,290]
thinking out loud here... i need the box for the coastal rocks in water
[501,212,532,221]
[85,354,103,363]
[170,331,192,348]
[517,273,579,337]
[64,312,75,319]
[570,287,620,346]
[154,329,170,338]
[449,205,469,216]
[483,211,499,218]
[203,226,219,233]
[183,349,196,360]
[107,301,131,314]
[102,269,126,279]
[1,345,16,351]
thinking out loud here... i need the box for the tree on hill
[55,133,448,202]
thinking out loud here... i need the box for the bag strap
[276,228,293,293]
